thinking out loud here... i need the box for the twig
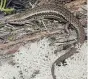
[0,29,62,50]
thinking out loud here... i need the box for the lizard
[0,2,85,79]
[1,3,85,43]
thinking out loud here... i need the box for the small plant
[0,0,14,14]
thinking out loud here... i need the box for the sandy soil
[0,0,87,79]
[0,38,87,79]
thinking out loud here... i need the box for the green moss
[8,34,16,41]
[8,35,14,41]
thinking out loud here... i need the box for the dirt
[0,0,87,79]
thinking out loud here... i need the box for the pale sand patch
[0,38,87,79]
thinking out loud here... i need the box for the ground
[0,0,87,79]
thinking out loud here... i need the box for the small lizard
[4,3,85,43]
[0,2,85,79]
